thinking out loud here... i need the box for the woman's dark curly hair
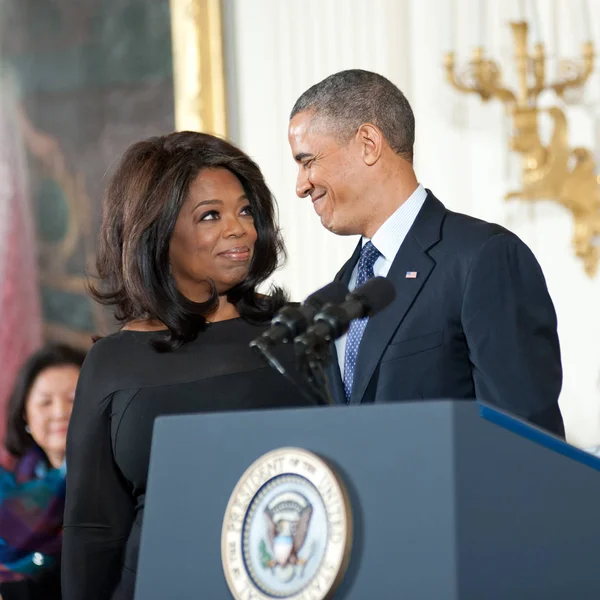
[5,344,86,459]
[89,131,287,351]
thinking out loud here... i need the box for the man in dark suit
[288,69,564,437]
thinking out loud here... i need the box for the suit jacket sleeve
[61,347,135,600]
[461,233,564,436]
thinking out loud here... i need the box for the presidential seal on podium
[221,447,352,600]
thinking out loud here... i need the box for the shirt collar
[362,184,428,261]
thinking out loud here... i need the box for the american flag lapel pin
[405,271,418,279]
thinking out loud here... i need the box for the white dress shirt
[336,183,428,378]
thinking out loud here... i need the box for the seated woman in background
[0,344,85,600]
[62,131,322,600]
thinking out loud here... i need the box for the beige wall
[225,0,600,447]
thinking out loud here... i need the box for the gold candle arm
[444,50,516,104]
[444,52,483,96]
[443,20,600,277]
[550,42,595,97]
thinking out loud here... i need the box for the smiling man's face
[288,111,366,236]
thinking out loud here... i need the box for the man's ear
[357,123,383,166]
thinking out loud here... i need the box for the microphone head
[347,276,396,317]
[304,281,348,308]
[258,281,349,348]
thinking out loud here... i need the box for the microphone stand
[250,339,331,405]
[295,337,335,406]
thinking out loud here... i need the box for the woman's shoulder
[78,318,277,400]
[76,330,159,400]
[85,330,152,367]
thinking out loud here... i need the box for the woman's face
[25,364,79,465]
[169,167,258,299]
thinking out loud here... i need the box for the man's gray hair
[290,69,415,163]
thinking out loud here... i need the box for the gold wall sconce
[444,19,600,276]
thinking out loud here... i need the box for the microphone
[295,276,396,353]
[250,281,349,350]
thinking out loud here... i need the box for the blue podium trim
[478,401,600,473]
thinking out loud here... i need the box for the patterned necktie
[343,241,381,401]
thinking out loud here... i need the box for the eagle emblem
[259,491,316,582]
[222,448,352,600]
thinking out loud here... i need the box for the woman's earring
[25,424,31,434]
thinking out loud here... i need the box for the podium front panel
[135,401,600,600]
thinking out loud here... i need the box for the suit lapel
[335,240,362,285]
[349,192,446,405]
[327,241,362,405]
[327,347,346,405]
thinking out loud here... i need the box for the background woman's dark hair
[5,344,86,459]
[90,131,287,351]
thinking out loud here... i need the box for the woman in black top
[61,132,320,600]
